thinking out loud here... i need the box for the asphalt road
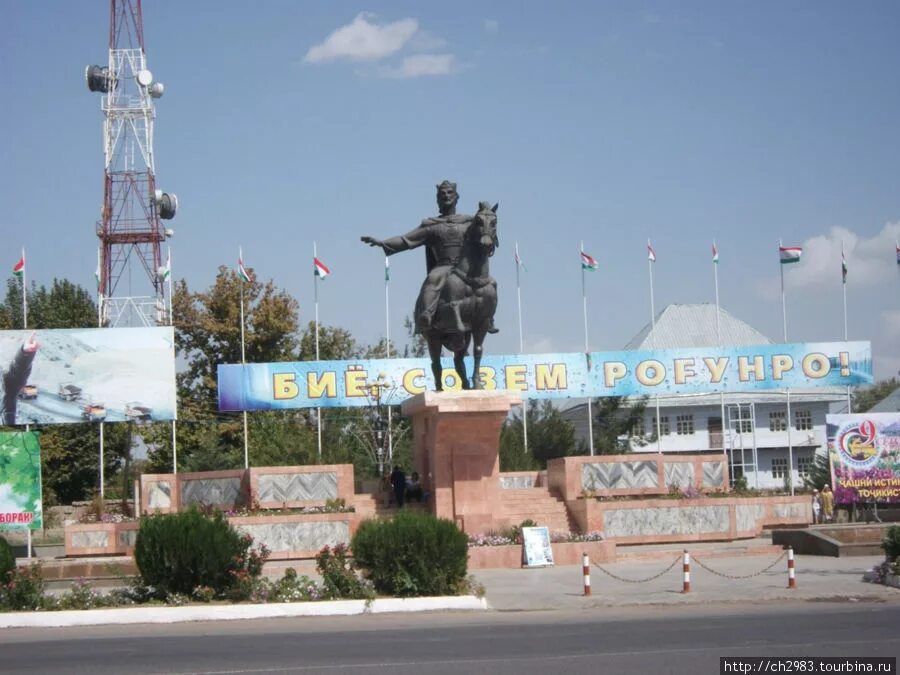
[1,602,898,675]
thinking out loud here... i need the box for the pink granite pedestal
[401,391,522,534]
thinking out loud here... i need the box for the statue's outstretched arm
[361,227,429,255]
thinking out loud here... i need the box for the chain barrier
[691,551,787,580]
[592,554,682,583]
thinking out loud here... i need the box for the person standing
[821,484,835,522]
[390,465,407,509]
[811,489,822,524]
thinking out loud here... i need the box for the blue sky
[2,1,899,379]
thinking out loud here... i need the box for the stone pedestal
[401,391,522,534]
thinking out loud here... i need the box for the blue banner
[217,341,872,411]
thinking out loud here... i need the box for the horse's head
[474,202,499,255]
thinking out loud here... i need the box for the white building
[562,304,845,490]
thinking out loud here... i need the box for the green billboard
[0,431,42,530]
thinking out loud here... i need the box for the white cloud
[483,19,499,34]
[379,54,457,79]
[409,30,447,52]
[783,222,900,288]
[304,13,419,63]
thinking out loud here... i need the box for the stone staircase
[354,487,575,532]
[499,487,575,533]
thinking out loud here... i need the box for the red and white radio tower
[86,0,177,327]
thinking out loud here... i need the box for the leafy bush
[57,579,109,610]
[315,544,372,600]
[351,510,468,597]
[0,536,15,584]
[270,568,322,602]
[134,507,268,598]
[1,563,46,611]
[882,525,900,562]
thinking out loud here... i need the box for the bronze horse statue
[424,201,499,390]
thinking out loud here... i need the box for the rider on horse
[361,181,498,336]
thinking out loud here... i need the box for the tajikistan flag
[13,254,24,278]
[896,241,899,266]
[580,250,598,271]
[384,256,390,282]
[314,257,330,279]
[647,240,656,263]
[779,246,802,264]
[712,242,719,264]
[238,250,252,282]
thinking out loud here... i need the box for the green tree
[852,378,899,413]
[144,268,301,471]
[590,396,650,454]
[499,400,576,469]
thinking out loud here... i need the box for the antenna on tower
[86,0,177,327]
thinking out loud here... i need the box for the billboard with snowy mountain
[0,327,176,426]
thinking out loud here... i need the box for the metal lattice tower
[87,0,177,327]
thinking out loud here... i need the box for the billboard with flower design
[0,431,42,530]
[827,413,900,504]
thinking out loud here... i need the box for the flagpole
[714,242,727,460]
[842,241,851,414]
[385,254,393,465]
[648,241,661,453]
[581,242,594,456]
[97,246,103,326]
[314,242,322,457]
[779,241,794,497]
[21,248,27,329]
[168,246,177,475]
[516,242,529,454]
[95,245,105,499]
[239,246,249,470]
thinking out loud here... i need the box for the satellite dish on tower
[154,190,178,220]
[136,69,153,86]
[85,64,113,93]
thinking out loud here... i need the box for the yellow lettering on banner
[477,367,497,391]
[772,354,793,380]
[505,365,528,391]
[604,362,627,387]
[441,369,463,392]
[307,372,336,398]
[673,358,696,385]
[403,368,426,395]
[802,353,831,379]
[703,357,729,384]
[636,360,665,386]
[345,369,368,397]
[535,363,567,390]
[738,355,765,382]
[273,373,299,400]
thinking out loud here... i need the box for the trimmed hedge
[350,510,468,597]
[134,507,255,597]
[0,536,14,584]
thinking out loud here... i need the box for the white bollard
[682,550,690,593]
[787,546,796,589]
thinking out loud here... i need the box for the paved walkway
[472,550,900,610]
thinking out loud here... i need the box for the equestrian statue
[361,180,499,391]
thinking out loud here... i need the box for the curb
[0,595,488,628]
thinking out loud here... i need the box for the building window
[676,414,694,435]
[798,455,814,478]
[769,411,787,432]
[732,416,753,434]
[659,416,671,436]
[631,418,645,438]
[771,457,789,479]
[795,410,813,431]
